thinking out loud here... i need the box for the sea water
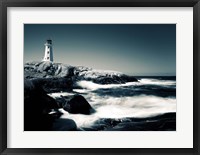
[49,76,176,128]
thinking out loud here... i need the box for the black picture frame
[0,0,199,154]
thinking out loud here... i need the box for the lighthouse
[43,39,53,62]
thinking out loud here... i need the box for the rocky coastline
[24,61,176,131]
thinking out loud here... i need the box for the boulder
[52,118,77,131]
[63,95,94,115]
[119,74,138,82]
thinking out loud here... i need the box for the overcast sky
[24,24,176,76]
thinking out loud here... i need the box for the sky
[24,24,176,76]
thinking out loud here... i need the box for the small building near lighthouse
[43,39,53,62]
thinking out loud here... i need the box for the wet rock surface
[63,95,95,115]
[54,94,95,115]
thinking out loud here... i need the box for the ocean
[50,76,176,130]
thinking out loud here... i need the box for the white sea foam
[93,95,176,118]
[76,81,138,90]
[49,92,75,98]
[57,94,176,128]
[59,109,99,128]
[73,89,91,93]
[52,79,176,128]
[139,78,176,86]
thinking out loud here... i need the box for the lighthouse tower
[43,39,53,62]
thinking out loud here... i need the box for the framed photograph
[0,0,199,154]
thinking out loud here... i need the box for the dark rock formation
[24,79,77,131]
[63,95,94,115]
[52,118,77,131]
[24,79,59,131]
[119,74,138,83]
[91,74,138,84]
[93,77,122,84]
[30,77,73,93]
